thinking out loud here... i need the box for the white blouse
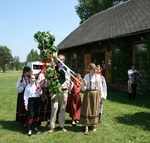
[24,83,42,106]
[100,75,107,100]
[16,76,29,93]
[82,73,104,98]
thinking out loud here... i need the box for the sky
[0,0,80,62]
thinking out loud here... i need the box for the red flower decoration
[36,87,39,92]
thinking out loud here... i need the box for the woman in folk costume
[16,66,31,125]
[80,63,104,135]
[96,64,107,123]
[37,68,51,121]
[66,74,82,126]
[24,74,42,136]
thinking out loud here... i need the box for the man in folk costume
[80,63,104,135]
[66,74,82,126]
[96,64,107,123]
[127,64,140,99]
[49,54,70,133]
[16,66,31,125]
[24,74,42,136]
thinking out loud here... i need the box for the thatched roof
[58,0,150,50]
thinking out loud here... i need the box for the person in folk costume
[24,74,42,136]
[127,64,140,99]
[66,73,82,126]
[37,67,51,122]
[80,63,104,135]
[16,66,31,125]
[96,64,107,123]
[48,54,70,133]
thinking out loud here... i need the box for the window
[134,43,147,69]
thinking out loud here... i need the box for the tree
[0,46,13,72]
[13,56,22,70]
[26,49,40,63]
[75,0,128,24]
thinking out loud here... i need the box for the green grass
[0,71,150,143]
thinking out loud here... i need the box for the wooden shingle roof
[58,0,150,50]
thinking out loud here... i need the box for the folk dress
[66,79,82,121]
[16,76,29,124]
[80,73,104,125]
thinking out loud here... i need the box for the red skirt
[66,92,81,121]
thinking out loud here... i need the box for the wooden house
[57,0,150,85]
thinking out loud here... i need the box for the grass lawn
[0,71,150,143]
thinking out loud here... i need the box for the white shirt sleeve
[61,69,71,89]
[16,77,26,93]
[68,81,74,91]
[81,74,88,91]
[24,85,29,106]
[101,76,107,100]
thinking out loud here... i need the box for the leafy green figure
[34,31,62,96]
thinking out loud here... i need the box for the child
[96,64,107,123]
[24,74,42,136]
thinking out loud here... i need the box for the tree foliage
[12,56,22,70]
[0,46,13,72]
[75,0,128,24]
[26,49,40,63]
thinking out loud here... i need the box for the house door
[84,54,91,74]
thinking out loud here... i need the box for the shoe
[34,127,38,132]
[72,121,76,126]
[84,129,88,135]
[28,130,32,136]
[48,129,53,133]
[92,126,97,132]
[75,120,79,124]
[92,128,97,132]
[61,128,67,132]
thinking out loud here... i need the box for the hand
[40,79,45,85]
[84,79,87,86]
[101,98,105,101]
[25,106,28,111]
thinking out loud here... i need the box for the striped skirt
[80,89,101,125]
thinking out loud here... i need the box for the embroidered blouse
[82,73,104,98]
[24,83,42,106]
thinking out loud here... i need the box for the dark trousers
[129,84,137,99]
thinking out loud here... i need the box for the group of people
[15,54,107,136]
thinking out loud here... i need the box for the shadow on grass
[40,119,85,133]
[0,119,84,134]
[115,112,150,131]
[64,119,85,133]
[0,120,27,134]
[107,87,150,109]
